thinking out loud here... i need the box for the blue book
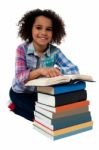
[34,111,91,125]
[54,126,93,140]
[35,111,92,130]
[37,81,86,95]
[34,125,93,140]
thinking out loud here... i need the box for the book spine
[55,90,87,106]
[54,81,86,94]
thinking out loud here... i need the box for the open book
[25,74,94,86]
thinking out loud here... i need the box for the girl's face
[32,16,53,51]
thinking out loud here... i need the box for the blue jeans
[9,88,37,121]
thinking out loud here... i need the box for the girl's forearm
[28,68,42,81]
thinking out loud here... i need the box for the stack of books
[25,74,94,140]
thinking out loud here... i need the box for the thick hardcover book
[34,125,93,140]
[34,111,91,125]
[34,112,92,130]
[35,100,90,113]
[37,81,86,95]
[33,121,93,136]
[38,90,87,107]
[25,74,94,86]
[35,105,89,119]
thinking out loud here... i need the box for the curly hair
[18,9,66,44]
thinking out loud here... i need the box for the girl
[9,9,79,121]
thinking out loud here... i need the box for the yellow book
[33,121,93,136]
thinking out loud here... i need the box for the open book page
[69,74,94,81]
[25,75,70,86]
[25,74,94,86]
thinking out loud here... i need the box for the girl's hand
[39,67,62,77]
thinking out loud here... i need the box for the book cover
[33,121,93,136]
[35,100,90,113]
[38,90,87,107]
[35,105,89,119]
[25,74,94,86]
[33,125,93,140]
[34,112,92,130]
[34,111,91,125]
[37,81,86,95]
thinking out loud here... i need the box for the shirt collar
[27,42,51,57]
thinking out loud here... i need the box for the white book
[35,102,56,112]
[35,106,54,118]
[33,125,54,140]
[25,74,94,86]
[37,93,56,106]
[34,111,53,124]
[34,116,54,130]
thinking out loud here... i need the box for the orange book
[35,100,90,113]
[56,100,89,112]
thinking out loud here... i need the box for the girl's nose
[41,29,47,35]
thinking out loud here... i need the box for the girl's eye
[35,26,52,31]
[46,28,52,31]
[36,27,42,30]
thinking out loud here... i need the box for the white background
[0,0,99,149]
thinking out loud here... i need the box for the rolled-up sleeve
[55,49,79,75]
[15,46,30,85]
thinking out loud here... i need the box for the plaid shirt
[12,42,79,93]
